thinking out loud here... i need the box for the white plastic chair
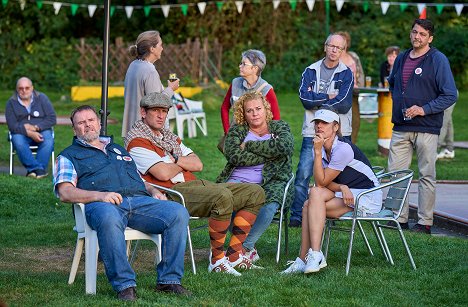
[68,203,162,294]
[322,169,416,275]
[8,130,55,175]
[168,93,207,139]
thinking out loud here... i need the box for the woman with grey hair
[221,49,280,135]
[122,30,179,137]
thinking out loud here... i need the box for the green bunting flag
[110,6,115,17]
[2,0,7,8]
[400,3,408,12]
[363,1,369,12]
[436,4,444,15]
[71,4,78,16]
[36,0,42,9]
[289,0,297,11]
[216,1,223,12]
[144,5,150,17]
[181,4,188,16]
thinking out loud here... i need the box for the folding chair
[8,130,55,175]
[68,203,162,294]
[274,173,295,263]
[322,169,416,275]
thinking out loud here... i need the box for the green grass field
[0,87,467,306]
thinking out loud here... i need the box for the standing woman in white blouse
[122,30,179,137]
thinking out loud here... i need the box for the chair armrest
[145,182,186,207]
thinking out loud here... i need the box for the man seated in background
[54,105,190,301]
[125,92,266,276]
[5,77,56,178]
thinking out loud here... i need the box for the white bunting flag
[273,0,280,10]
[19,0,26,10]
[381,2,390,15]
[335,0,344,12]
[161,4,170,18]
[306,0,315,12]
[235,1,244,14]
[125,6,133,18]
[455,4,464,16]
[417,3,426,15]
[88,4,97,17]
[53,2,62,15]
[197,2,207,15]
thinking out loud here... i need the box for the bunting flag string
[3,0,465,18]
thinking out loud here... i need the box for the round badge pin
[415,67,422,75]
[116,156,122,160]
[123,156,133,162]
[113,148,122,155]
[33,111,40,117]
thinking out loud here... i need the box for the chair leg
[284,210,289,257]
[371,222,390,262]
[85,232,99,294]
[187,225,196,274]
[396,225,417,270]
[357,221,374,256]
[68,237,84,284]
[323,220,332,259]
[378,225,394,265]
[345,219,358,275]
[276,209,284,263]
[128,240,139,265]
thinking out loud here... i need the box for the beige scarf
[124,120,183,157]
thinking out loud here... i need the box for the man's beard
[78,131,100,143]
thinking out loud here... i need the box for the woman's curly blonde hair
[233,92,273,126]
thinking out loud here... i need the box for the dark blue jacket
[388,47,457,134]
[60,137,149,197]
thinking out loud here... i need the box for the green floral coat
[216,120,294,206]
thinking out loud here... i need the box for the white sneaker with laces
[304,249,327,274]
[244,247,260,263]
[280,257,306,274]
[208,257,242,276]
[437,149,455,159]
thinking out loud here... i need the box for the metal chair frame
[273,173,295,263]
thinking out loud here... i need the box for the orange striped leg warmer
[226,210,257,262]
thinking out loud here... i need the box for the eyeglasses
[326,44,345,51]
[239,62,255,67]
[17,86,31,91]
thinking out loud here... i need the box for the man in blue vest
[54,105,190,301]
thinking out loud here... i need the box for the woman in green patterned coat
[217,92,294,262]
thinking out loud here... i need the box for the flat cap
[140,92,172,109]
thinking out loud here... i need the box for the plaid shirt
[53,137,111,197]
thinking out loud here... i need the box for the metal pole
[325,0,330,36]
[100,0,111,136]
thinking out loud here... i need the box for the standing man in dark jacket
[5,77,56,178]
[387,19,457,234]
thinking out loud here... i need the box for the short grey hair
[241,49,266,76]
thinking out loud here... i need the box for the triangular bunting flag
[289,0,297,11]
[88,4,97,17]
[381,2,390,15]
[306,0,315,12]
[363,1,369,13]
[53,2,62,15]
[1,0,7,8]
[417,4,426,15]
[197,2,206,15]
[161,5,170,18]
[71,4,78,16]
[20,0,26,10]
[36,0,42,9]
[419,7,426,19]
[435,4,443,15]
[216,1,223,12]
[335,0,344,12]
[400,3,408,12]
[143,5,150,17]
[125,6,133,18]
[273,0,280,10]
[110,6,115,17]
[455,4,463,16]
[235,1,243,14]
[181,4,188,16]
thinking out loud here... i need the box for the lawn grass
[0,86,467,306]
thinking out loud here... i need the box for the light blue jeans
[85,195,189,292]
[11,129,54,172]
[243,201,280,251]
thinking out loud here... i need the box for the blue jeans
[243,201,280,251]
[290,135,352,222]
[85,195,189,292]
[11,129,54,172]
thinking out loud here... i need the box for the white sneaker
[229,253,264,270]
[304,249,327,274]
[437,149,455,159]
[208,257,242,276]
[244,247,260,263]
[280,257,306,274]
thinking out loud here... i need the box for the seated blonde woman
[217,92,294,262]
[282,108,381,274]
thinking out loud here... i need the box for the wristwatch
[173,154,179,164]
